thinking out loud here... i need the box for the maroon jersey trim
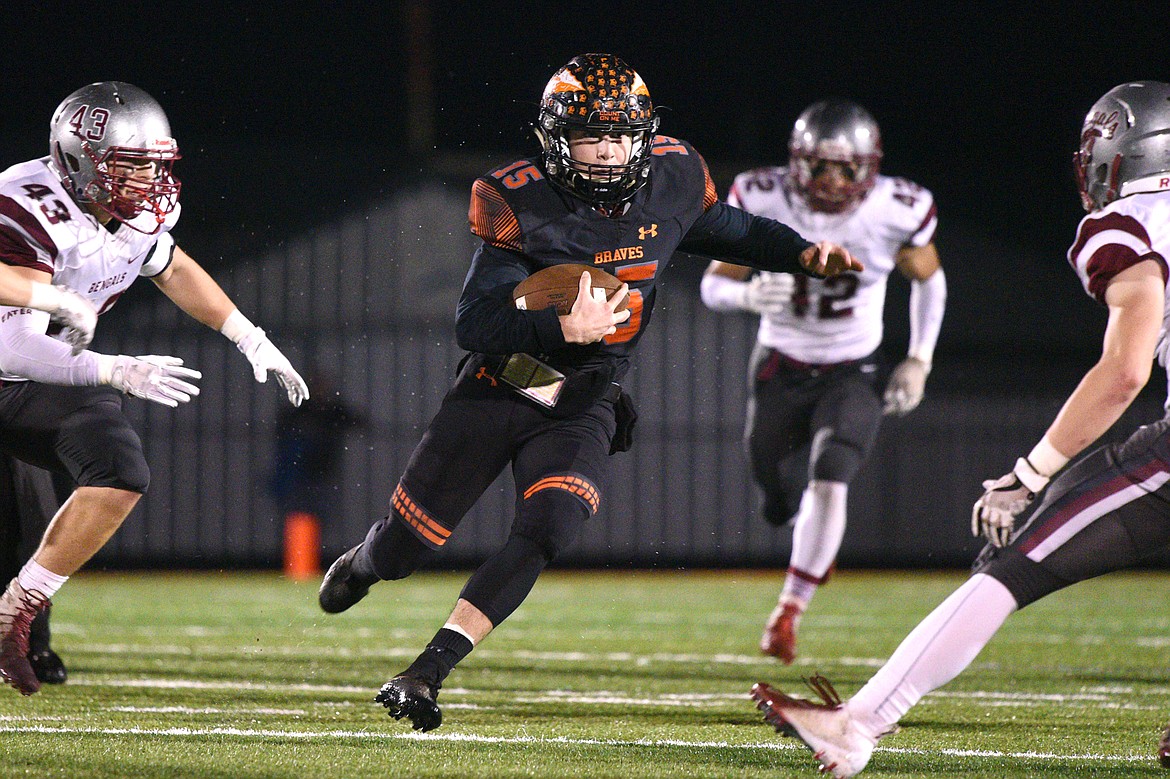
[0,195,58,273]
[1069,211,1153,268]
[911,201,938,244]
[1069,211,1162,302]
[1085,246,1168,302]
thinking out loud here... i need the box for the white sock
[847,573,1017,739]
[781,480,848,606]
[17,559,69,598]
[442,622,478,646]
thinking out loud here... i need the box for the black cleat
[28,648,66,685]
[375,675,442,731]
[318,544,377,614]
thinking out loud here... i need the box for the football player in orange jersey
[318,53,860,731]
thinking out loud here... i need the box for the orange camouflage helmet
[536,53,659,208]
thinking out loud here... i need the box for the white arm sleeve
[908,267,947,365]
[700,273,749,312]
[0,307,101,385]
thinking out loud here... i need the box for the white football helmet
[1075,80,1170,212]
[788,99,882,213]
[48,81,181,233]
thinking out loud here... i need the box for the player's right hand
[559,271,631,344]
[971,466,1038,547]
[102,354,202,407]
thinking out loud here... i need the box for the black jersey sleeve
[454,242,567,355]
[677,200,814,274]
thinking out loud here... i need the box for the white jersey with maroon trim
[727,167,936,364]
[0,158,179,380]
[1067,190,1170,403]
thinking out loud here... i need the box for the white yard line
[63,641,888,668]
[0,723,1154,766]
[58,676,1168,713]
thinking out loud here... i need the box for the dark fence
[88,182,1166,571]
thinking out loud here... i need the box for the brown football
[512,264,629,315]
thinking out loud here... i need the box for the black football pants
[365,358,616,625]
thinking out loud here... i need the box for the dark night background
[2,2,1166,377]
[1,2,1168,572]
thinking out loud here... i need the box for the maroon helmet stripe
[0,195,59,264]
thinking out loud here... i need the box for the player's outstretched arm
[151,245,309,406]
[973,259,1163,546]
[0,284,197,405]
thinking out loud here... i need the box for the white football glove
[28,283,99,356]
[102,355,202,408]
[883,357,929,416]
[742,273,795,316]
[971,458,1048,547]
[235,327,309,407]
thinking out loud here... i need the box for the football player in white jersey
[0,82,309,696]
[750,81,1170,778]
[701,100,946,664]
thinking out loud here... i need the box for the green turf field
[1,568,1168,777]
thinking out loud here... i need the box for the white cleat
[751,677,876,778]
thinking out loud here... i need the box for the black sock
[351,541,380,581]
[402,627,474,690]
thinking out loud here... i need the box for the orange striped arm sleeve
[469,179,522,252]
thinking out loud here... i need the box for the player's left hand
[971,463,1044,547]
[799,241,863,277]
[883,357,929,416]
[235,327,310,406]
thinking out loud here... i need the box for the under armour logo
[475,367,498,386]
[638,223,658,240]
